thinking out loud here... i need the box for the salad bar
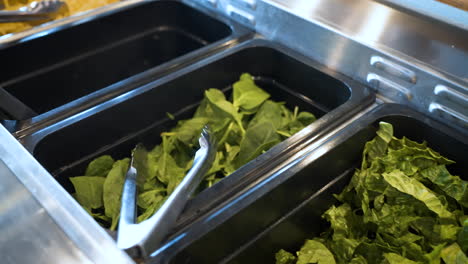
[0,0,466,264]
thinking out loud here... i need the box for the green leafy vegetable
[103,158,129,230]
[71,73,316,229]
[276,249,297,264]
[296,240,336,264]
[70,176,105,209]
[233,73,270,113]
[382,253,420,264]
[276,122,467,264]
[234,121,281,168]
[84,155,114,176]
[440,243,468,264]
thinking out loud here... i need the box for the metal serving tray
[0,0,250,129]
[18,38,373,245]
[155,103,468,263]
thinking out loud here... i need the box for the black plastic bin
[0,0,234,120]
[20,40,372,242]
[156,104,467,264]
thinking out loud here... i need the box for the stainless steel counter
[0,0,466,263]
[202,0,467,130]
[0,125,134,264]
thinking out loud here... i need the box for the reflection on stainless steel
[0,0,466,263]
[370,56,417,84]
[367,73,413,100]
[0,0,140,47]
[0,160,92,264]
[188,0,468,133]
[434,84,468,104]
[0,0,67,23]
[376,0,468,30]
[429,102,468,127]
[199,0,468,130]
[263,0,468,80]
[0,125,134,264]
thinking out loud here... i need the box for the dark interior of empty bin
[0,1,231,116]
[32,46,351,198]
[167,115,468,264]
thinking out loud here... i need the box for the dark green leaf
[275,122,466,264]
[419,165,468,208]
[248,100,284,130]
[382,170,454,219]
[458,219,468,253]
[234,121,281,168]
[275,249,297,264]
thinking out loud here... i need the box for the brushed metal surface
[191,0,467,131]
[0,125,135,264]
[0,0,467,263]
[377,0,468,29]
[0,159,92,264]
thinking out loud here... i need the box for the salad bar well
[0,0,241,120]
[0,0,466,263]
[159,105,467,264]
[23,41,372,234]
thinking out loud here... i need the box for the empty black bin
[0,0,232,119]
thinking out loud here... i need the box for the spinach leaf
[296,240,336,264]
[103,158,129,230]
[234,121,281,168]
[174,117,210,146]
[85,155,114,176]
[73,73,316,229]
[205,88,245,134]
[70,176,105,209]
[248,100,284,130]
[233,73,270,113]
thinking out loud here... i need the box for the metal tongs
[0,0,67,23]
[117,126,217,260]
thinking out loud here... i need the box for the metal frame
[0,0,466,263]
[1,0,253,135]
[193,0,468,132]
[0,124,134,264]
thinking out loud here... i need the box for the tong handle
[0,11,48,22]
[117,126,216,258]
